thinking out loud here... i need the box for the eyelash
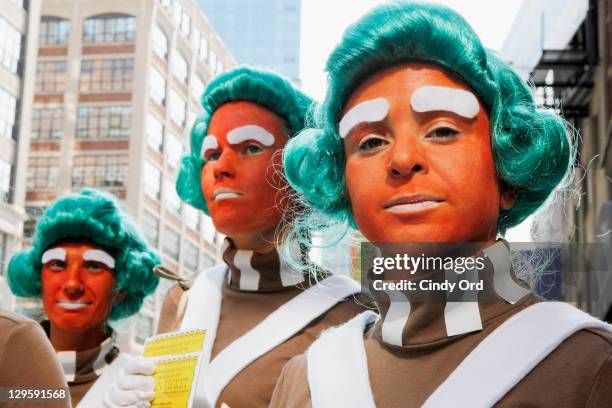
[357,135,389,152]
[427,125,460,139]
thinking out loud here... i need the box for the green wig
[176,65,314,213]
[7,188,160,320]
[283,0,571,235]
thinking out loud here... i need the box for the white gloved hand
[103,355,156,408]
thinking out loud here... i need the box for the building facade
[502,0,612,319]
[197,0,301,84]
[0,0,41,310]
[23,0,235,349]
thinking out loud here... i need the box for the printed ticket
[143,329,207,408]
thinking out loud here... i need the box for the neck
[230,226,278,253]
[49,322,107,352]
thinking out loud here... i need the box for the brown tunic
[270,242,612,407]
[157,239,373,408]
[0,310,70,408]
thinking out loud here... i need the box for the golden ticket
[150,356,199,408]
[144,329,207,358]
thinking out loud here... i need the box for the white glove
[103,355,156,408]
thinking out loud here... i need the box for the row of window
[0,159,12,201]
[27,155,127,189]
[0,16,22,74]
[39,14,136,46]
[0,87,17,140]
[31,105,131,140]
[36,58,134,93]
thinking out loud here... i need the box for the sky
[300,0,525,100]
[299,0,533,241]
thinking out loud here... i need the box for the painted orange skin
[200,101,290,242]
[41,242,116,334]
[343,63,515,244]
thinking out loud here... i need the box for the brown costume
[157,239,373,408]
[0,310,70,408]
[270,242,612,407]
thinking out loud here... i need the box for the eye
[205,150,221,161]
[357,135,389,152]
[244,144,264,155]
[47,260,66,271]
[427,126,460,139]
[84,261,108,273]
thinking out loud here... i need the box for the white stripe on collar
[57,350,76,382]
[444,267,483,336]
[484,242,530,304]
[233,250,260,291]
[381,290,411,347]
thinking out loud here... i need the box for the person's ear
[499,181,517,211]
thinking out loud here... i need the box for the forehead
[208,100,288,138]
[343,63,474,113]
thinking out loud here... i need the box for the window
[149,67,166,106]
[191,27,200,53]
[191,74,204,100]
[0,232,7,275]
[27,157,59,189]
[180,12,191,37]
[36,61,67,92]
[202,214,216,243]
[0,16,21,74]
[165,132,182,168]
[39,17,70,46]
[172,52,188,84]
[208,51,217,72]
[184,204,199,231]
[146,113,163,152]
[143,160,161,200]
[169,90,185,126]
[172,1,183,26]
[0,159,11,202]
[152,24,168,60]
[80,59,133,92]
[142,210,159,246]
[187,110,199,133]
[201,252,215,269]
[83,14,136,43]
[216,60,224,75]
[72,155,128,188]
[164,178,181,216]
[0,87,17,139]
[199,36,208,60]
[77,105,131,138]
[24,207,46,238]
[163,226,180,260]
[183,241,199,271]
[31,108,63,139]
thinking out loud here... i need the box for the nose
[388,134,427,178]
[213,150,236,181]
[63,263,85,298]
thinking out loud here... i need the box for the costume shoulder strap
[202,274,362,408]
[307,310,378,408]
[423,302,612,408]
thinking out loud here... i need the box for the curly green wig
[283,0,571,235]
[7,188,160,320]
[176,65,314,213]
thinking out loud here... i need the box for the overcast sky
[299,0,533,241]
[300,0,525,100]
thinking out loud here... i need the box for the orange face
[41,242,117,332]
[342,63,514,243]
[200,101,290,238]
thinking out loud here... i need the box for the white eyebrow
[410,85,479,118]
[42,248,66,264]
[227,125,275,146]
[201,135,219,158]
[339,98,389,139]
[83,249,115,269]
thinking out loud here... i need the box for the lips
[383,194,444,214]
[212,188,244,202]
[56,300,92,311]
